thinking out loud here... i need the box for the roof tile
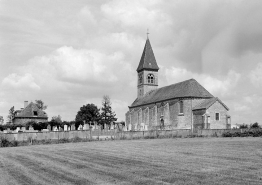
[193,97,229,111]
[15,102,48,118]
[130,79,213,108]
[137,38,159,72]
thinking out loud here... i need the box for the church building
[125,38,231,131]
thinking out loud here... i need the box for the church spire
[136,38,159,72]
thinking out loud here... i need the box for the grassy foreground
[0,138,261,185]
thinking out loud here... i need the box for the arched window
[179,101,183,114]
[147,74,154,84]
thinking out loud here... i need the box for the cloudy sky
[1,0,262,125]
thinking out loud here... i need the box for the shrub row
[0,136,93,148]
[222,129,262,137]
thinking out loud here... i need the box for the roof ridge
[130,78,214,107]
[156,78,195,91]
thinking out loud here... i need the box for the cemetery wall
[1,129,236,142]
[1,129,193,142]
[197,129,247,137]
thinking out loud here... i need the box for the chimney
[24,101,28,108]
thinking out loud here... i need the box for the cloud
[249,62,262,87]
[23,46,133,86]
[101,0,171,28]
[165,67,240,97]
[0,45,134,121]
[1,0,262,125]
[2,73,40,90]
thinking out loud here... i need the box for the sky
[1,0,262,125]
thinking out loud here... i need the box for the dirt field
[0,137,261,185]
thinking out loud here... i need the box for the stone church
[125,38,231,131]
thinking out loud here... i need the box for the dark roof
[193,97,229,111]
[137,38,159,72]
[14,102,48,118]
[130,79,213,108]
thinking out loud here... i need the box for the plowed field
[0,138,262,185]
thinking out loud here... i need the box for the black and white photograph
[0,0,262,184]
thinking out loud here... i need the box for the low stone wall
[115,129,192,140]
[197,129,247,137]
[1,129,238,142]
[0,130,117,142]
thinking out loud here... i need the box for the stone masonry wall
[126,98,227,131]
[206,101,228,129]
[177,99,192,129]
[137,70,158,98]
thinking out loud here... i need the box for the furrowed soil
[0,137,262,185]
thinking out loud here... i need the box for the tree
[51,115,62,124]
[0,116,4,125]
[75,104,100,125]
[239,124,248,129]
[35,100,47,110]
[7,106,15,124]
[251,122,260,129]
[100,95,117,128]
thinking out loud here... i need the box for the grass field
[0,138,262,185]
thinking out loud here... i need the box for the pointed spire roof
[137,38,159,72]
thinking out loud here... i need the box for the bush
[239,124,248,129]
[59,138,70,143]
[222,128,262,137]
[0,137,11,147]
[71,137,82,142]
[251,122,260,129]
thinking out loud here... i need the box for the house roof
[14,102,48,118]
[137,38,159,72]
[130,78,213,108]
[193,97,229,111]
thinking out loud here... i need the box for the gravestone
[53,126,58,131]
[15,127,20,132]
[59,127,63,131]
[78,125,83,130]
[21,127,26,131]
[64,125,68,131]
[29,126,34,131]
[68,126,71,131]
[71,124,75,130]
[83,124,89,130]
[123,126,127,131]
[47,124,51,131]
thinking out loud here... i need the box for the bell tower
[137,37,159,98]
